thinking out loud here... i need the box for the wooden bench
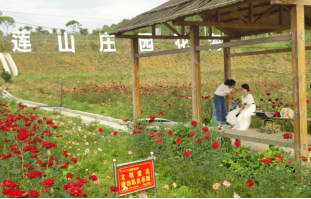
[209,126,311,149]
[251,115,311,125]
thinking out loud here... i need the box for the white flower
[86,169,88,171]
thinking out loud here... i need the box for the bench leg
[269,145,275,148]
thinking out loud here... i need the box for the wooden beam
[254,5,279,24]
[279,5,284,25]
[131,38,141,120]
[163,22,181,36]
[209,26,212,36]
[152,25,155,36]
[181,26,185,35]
[173,20,294,30]
[271,0,311,5]
[190,26,202,122]
[229,7,250,23]
[216,11,221,22]
[224,39,232,111]
[229,46,311,57]
[136,48,190,58]
[197,34,291,51]
[116,34,241,40]
[291,5,308,166]
[249,3,254,23]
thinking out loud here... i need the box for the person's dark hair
[224,79,236,86]
[241,84,250,92]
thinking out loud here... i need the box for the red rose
[68,186,83,197]
[189,131,195,137]
[175,138,182,144]
[196,139,201,144]
[2,188,14,195]
[89,175,98,181]
[123,119,129,122]
[67,173,73,179]
[218,127,222,130]
[82,193,87,198]
[71,157,78,164]
[246,180,254,187]
[156,132,162,137]
[156,138,162,144]
[212,142,219,149]
[158,111,163,115]
[150,132,155,137]
[301,156,308,162]
[17,131,29,140]
[4,138,10,142]
[183,151,191,156]
[282,133,293,139]
[42,178,55,187]
[133,130,137,135]
[308,147,311,151]
[42,188,49,193]
[30,154,38,158]
[168,130,173,136]
[275,155,284,163]
[191,120,198,126]
[45,120,53,124]
[110,186,118,192]
[99,128,103,133]
[202,127,209,133]
[150,115,156,121]
[9,189,22,198]
[204,135,210,140]
[234,141,241,147]
[28,170,44,180]
[29,189,40,198]
[113,131,118,135]
[260,156,272,164]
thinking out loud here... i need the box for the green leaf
[64,190,70,198]
[68,164,74,170]
[62,170,69,176]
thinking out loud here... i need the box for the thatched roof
[109,0,245,35]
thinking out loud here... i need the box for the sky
[0,0,168,35]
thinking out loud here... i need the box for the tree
[0,16,16,36]
[80,28,88,35]
[60,29,65,35]
[24,26,32,31]
[52,28,57,34]
[36,26,43,33]
[65,20,82,34]
[18,27,23,31]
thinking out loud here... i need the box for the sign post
[113,152,156,197]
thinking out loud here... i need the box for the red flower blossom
[9,189,22,198]
[28,170,44,180]
[67,173,74,179]
[260,156,273,164]
[99,128,103,133]
[156,138,162,144]
[30,154,38,158]
[202,127,209,133]
[189,131,195,137]
[29,189,40,198]
[308,147,311,151]
[183,151,191,156]
[133,130,137,135]
[150,132,156,137]
[282,133,293,139]
[175,138,182,144]
[68,186,83,197]
[196,139,201,144]
[82,193,87,198]
[42,178,55,187]
[168,130,173,135]
[17,131,29,140]
[156,132,162,137]
[89,175,98,181]
[150,115,156,121]
[191,120,198,126]
[246,180,254,187]
[42,188,49,193]
[218,127,222,130]
[158,111,163,115]
[204,135,210,140]
[45,120,53,124]
[234,141,241,147]
[2,188,14,195]
[110,186,118,192]
[301,156,308,162]
[275,155,284,163]
[113,131,118,135]
[4,138,10,142]
[212,142,219,149]
[123,119,129,122]
[71,157,78,164]
[42,141,57,149]
[0,153,12,160]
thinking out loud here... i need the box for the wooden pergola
[109,0,311,163]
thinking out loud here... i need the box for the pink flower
[85,142,89,145]
[85,149,89,153]
[94,141,97,144]
[72,142,75,145]
[77,154,81,156]
[94,150,97,154]
[88,132,92,135]
[73,123,76,125]
[93,133,96,135]
[94,179,99,184]
[139,193,147,198]
[154,156,156,161]
[128,151,132,154]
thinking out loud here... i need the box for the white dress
[226,93,256,130]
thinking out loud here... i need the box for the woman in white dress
[226,84,256,130]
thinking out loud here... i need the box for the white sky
[0,0,168,34]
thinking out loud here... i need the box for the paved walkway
[2,89,307,161]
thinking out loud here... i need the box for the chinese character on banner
[12,29,31,52]
[99,32,116,52]
[138,33,154,52]
[208,33,222,51]
[116,160,155,196]
[58,32,75,53]
[174,34,189,49]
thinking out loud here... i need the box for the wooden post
[61,77,63,106]
[190,26,202,122]
[291,5,308,165]
[224,39,232,111]
[131,38,141,120]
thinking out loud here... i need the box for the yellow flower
[164,185,169,190]
[172,182,177,188]
[103,160,107,164]
[108,167,111,170]
[174,193,177,197]
[213,183,221,190]
[106,176,111,181]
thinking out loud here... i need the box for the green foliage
[66,20,82,33]
[0,16,15,35]
[39,87,44,94]
[1,69,11,82]
[80,28,88,36]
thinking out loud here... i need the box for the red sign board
[116,160,155,195]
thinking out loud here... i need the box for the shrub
[1,69,11,82]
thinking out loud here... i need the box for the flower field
[63,79,311,132]
[2,90,311,198]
